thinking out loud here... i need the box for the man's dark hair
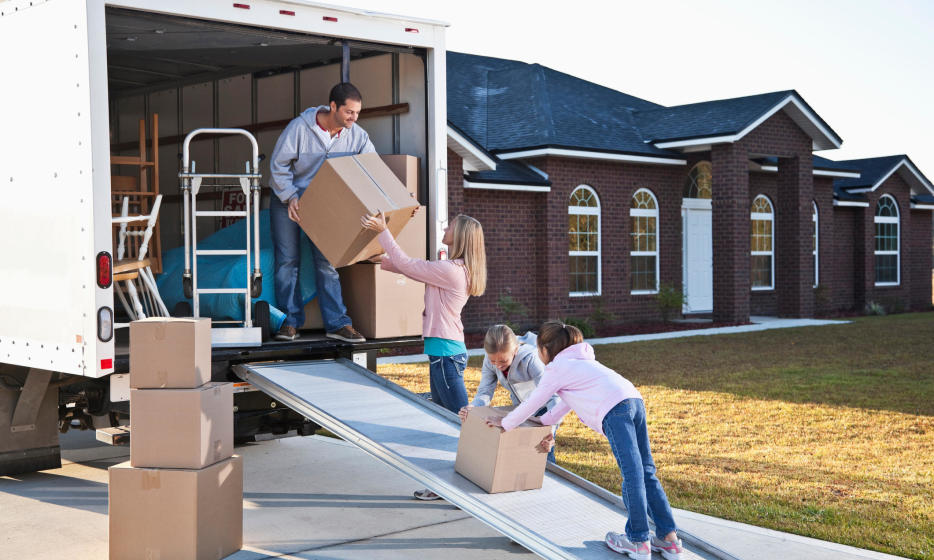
[329,82,363,109]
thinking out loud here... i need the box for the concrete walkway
[378,316,850,365]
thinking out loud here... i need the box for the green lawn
[378,313,934,559]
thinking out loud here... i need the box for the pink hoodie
[377,229,469,342]
[501,342,642,436]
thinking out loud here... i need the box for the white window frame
[751,195,775,291]
[874,194,900,286]
[569,185,602,297]
[630,188,660,294]
[813,201,819,288]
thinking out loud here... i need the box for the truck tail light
[98,307,113,342]
[323,16,338,22]
[97,251,112,288]
[233,3,250,9]
[405,27,419,33]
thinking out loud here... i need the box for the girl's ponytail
[536,320,583,364]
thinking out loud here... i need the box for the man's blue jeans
[602,398,678,543]
[270,195,351,332]
[427,353,469,413]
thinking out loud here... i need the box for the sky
[326,0,934,176]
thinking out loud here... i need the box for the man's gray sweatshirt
[269,105,376,203]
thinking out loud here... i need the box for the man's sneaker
[651,535,685,560]
[326,325,365,343]
[274,325,299,341]
[605,532,650,560]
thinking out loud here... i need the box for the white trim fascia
[497,148,686,166]
[910,203,934,210]
[833,199,869,207]
[446,127,496,172]
[526,163,549,179]
[654,95,842,151]
[463,180,550,193]
[814,169,861,178]
[681,198,712,210]
[753,163,861,179]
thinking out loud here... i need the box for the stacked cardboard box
[455,406,552,493]
[110,318,242,560]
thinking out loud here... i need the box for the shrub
[496,288,528,332]
[588,297,616,334]
[656,284,685,322]
[562,316,596,338]
[864,301,886,316]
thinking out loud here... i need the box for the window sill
[751,286,774,292]
[874,282,900,287]
[570,292,601,298]
[631,290,659,296]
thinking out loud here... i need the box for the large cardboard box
[454,406,552,494]
[338,263,424,339]
[395,205,427,260]
[301,297,325,330]
[130,317,211,389]
[297,153,419,268]
[109,455,243,560]
[380,154,419,197]
[130,383,233,469]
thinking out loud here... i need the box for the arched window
[683,162,712,199]
[750,195,774,290]
[569,185,601,295]
[630,188,659,293]
[875,195,900,285]
[813,201,819,288]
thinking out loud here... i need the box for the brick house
[443,52,934,331]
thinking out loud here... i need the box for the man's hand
[288,197,301,223]
[360,211,388,233]
[411,205,419,219]
[485,416,503,431]
[458,405,474,423]
[536,433,555,454]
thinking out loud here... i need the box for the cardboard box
[380,154,419,197]
[301,297,325,330]
[297,153,419,268]
[109,455,243,560]
[130,318,211,389]
[395,205,427,260]
[338,263,424,339]
[454,406,552,494]
[130,383,233,469]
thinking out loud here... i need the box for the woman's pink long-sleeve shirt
[501,342,642,436]
[377,229,469,342]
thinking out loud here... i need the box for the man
[269,82,373,342]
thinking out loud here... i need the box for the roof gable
[834,156,934,197]
[635,91,842,151]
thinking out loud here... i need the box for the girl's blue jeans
[602,398,678,543]
[428,353,469,413]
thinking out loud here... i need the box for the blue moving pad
[156,210,317,332]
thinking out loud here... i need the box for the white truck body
[0,0,449,379]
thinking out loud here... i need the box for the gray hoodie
[269,105,376,203]
[471,343,560,413]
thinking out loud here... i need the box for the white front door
[682,200,713,312]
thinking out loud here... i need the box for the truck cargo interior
[105,6,429,324]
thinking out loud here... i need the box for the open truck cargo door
[234,359,736,560]
[0,0,114,377]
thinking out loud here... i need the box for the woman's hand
[536,433,555,454]
[360,211,387,233]
[458,405,474,423]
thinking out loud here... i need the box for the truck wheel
[172,301,192,317]
[254,301,271,342]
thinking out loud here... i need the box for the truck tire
[254,301,271,342]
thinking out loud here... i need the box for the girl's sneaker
[604,532,650,560]
[650,535,685,560]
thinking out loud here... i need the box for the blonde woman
[362,211,486,501]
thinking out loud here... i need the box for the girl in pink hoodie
[487,320,684,560]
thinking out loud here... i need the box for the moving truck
[0,0,450,474]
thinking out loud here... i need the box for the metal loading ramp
[234,359,738,560]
